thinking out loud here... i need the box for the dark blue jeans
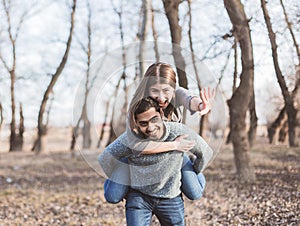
[125,190,185,226]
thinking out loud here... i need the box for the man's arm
[98,133,131,178]
[170,123,214,173]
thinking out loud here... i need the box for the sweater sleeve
[175,87,197,115]
[168,122,213,172]
[98,133,132,178]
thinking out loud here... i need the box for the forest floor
[0,141,299,225]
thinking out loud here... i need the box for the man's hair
[134,97,160,117]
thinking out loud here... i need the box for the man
[98,97,213,226]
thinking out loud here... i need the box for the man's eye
[139,122,148,127]
[151,117,159,123]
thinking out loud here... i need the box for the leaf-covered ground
[0,144,299,225]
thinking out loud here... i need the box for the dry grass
[0,139,299,225]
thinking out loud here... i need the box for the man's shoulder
[165,121,186,128]
[106,132,128,147]
[165,121,189,135]
[165,121,199,136]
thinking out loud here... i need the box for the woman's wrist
[198,102,203,111]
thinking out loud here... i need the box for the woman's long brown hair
[129,62,177,131]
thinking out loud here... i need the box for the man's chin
[147,135,158,140]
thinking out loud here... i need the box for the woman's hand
[173,135,196,152]
[199,87,215,115]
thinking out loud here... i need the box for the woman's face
[148,83,175,109]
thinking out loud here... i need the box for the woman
[104,62,214,203]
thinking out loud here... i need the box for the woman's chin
[159,102,169,109]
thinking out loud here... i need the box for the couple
[98,62,214,226]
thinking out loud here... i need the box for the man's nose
[147,123,155,131]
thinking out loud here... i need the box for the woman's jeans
[126,190,185,226]
[103,154,206,203]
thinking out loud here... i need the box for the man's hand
[174,135,196,152]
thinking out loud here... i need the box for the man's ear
[133,127,139,135]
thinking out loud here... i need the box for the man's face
[148,83,175,109]
[136,107,164,140]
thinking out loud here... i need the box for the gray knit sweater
[98,121,213,199]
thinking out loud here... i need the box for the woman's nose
[157,92,165,101]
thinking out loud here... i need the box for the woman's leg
[181,154,206,200]
[104,157,130,204]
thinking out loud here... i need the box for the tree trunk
[281,0,300,146]
[97,101,110,148]
[248,92,258,147]
[0,102,3,131]
[261,0,298,147]
[267,107,287,144]
[82,111,91,149]
[138,0,152,77]
[162,0,187,89]
[151,4,160,62]
[9,69,17,151]
[33,0,77,154]
[108,74,124,144]
[224,0,256,183]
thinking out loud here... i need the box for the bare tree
[186,0,208,136]
[224,0,256,183]
[261,0,298,147]
[107,0,129,144]
[0,0,32,151]
[32,0,77,154]
[70,0,96,151]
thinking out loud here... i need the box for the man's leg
[104,158,129,204]
[125,190,153,226]
[154,195,185,226]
